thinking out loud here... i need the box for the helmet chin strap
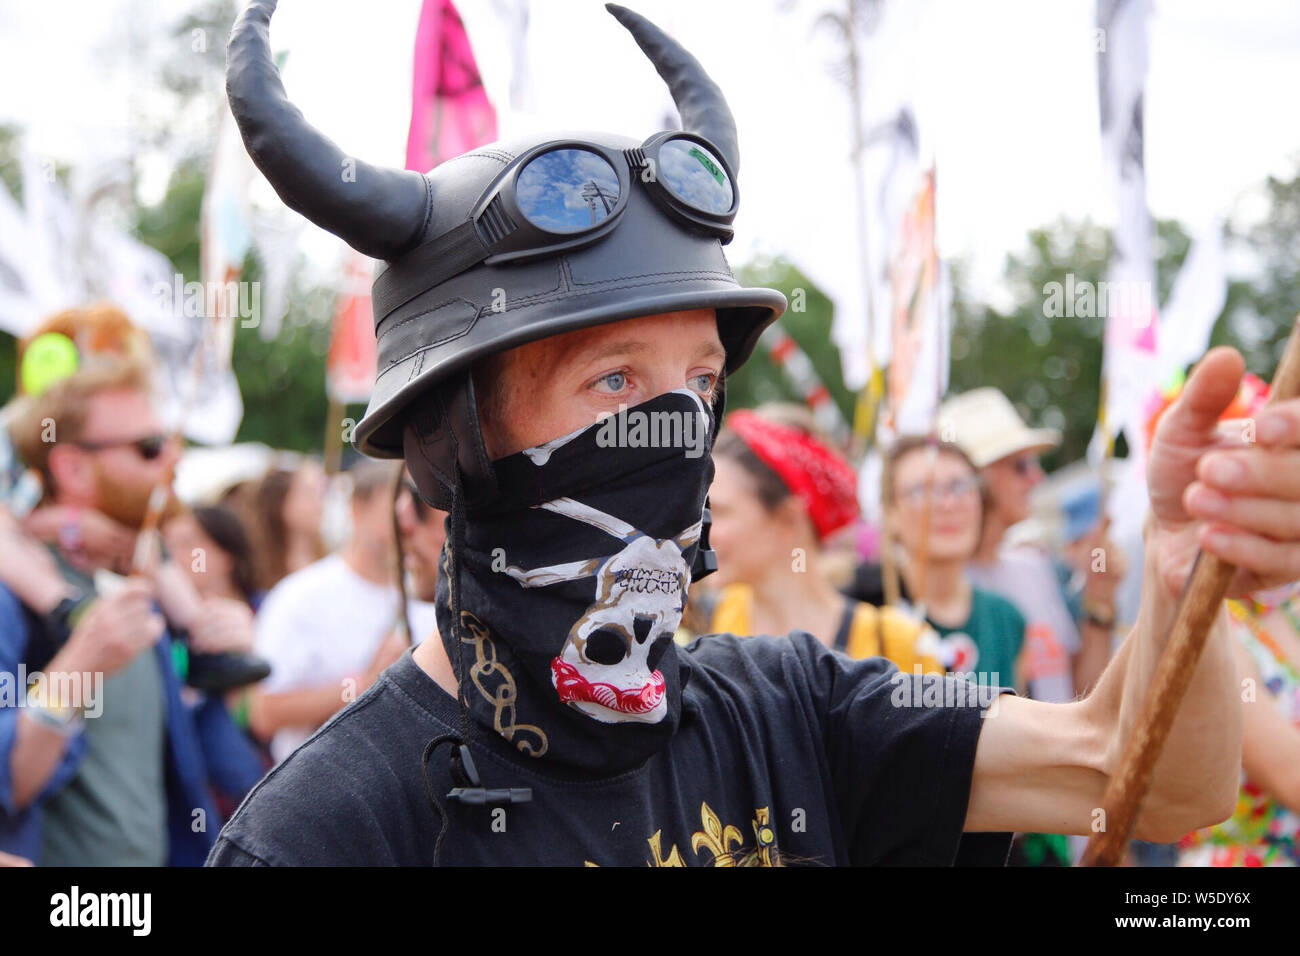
[420,419,531,866]
[403,371,496,512]
[690,373,728,583]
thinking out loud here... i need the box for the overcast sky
[3,0,1299,345]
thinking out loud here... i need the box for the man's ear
[46,443,92,502]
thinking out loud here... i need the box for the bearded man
[3,306,264,864]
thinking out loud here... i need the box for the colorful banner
[883,165,949,437]
[406,0,499,174]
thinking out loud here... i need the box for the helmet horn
[225,0,429,260]
[606,4,741,176]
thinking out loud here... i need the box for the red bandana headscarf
[725,410,860,541]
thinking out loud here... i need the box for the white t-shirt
[254,553,440,762]
[967,545,1081,703]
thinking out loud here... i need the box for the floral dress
[1178,599,1300,866]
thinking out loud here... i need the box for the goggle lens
[657,138,733,214]
[516,148,622,234]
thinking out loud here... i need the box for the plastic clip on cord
[447,744,532,806]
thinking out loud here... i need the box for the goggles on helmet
[372,132,737,320]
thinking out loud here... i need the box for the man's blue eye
[598,372,626,391]
[689,373,715,394]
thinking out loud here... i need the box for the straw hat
[937,388,1061,469]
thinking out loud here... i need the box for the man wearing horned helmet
[209,2,1300,866]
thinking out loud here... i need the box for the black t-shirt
[207,632,1010,866]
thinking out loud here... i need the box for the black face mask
[435,388,715,774]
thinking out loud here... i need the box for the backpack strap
[845,601,881,660]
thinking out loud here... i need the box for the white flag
[1096,0,1158,452]
[1157,221,1227,379]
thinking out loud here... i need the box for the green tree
[729,256,855,426]
[1215,171,1300,375]
[948,217,1196,471]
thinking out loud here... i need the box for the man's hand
[0,509,73,614]
[23,506,136,575]
[1147,346,1300,598]
[53,580,165,677]
[967,345,1278,841]
[188,597,256,655]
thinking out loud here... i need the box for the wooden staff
[1080,316,1300,866]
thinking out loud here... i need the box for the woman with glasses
[880,436,1027,694]
[698,406,941,673]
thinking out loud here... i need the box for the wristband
[24,686,85,737]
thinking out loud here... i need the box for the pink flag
[405,0,498,174]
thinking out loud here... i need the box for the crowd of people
[1,299,1297,867]
[0,305,451,865]
[1,2,1298,870]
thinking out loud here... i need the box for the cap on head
[936,388,1061,469]
[225,1,785,507]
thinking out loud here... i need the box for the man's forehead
[540,308,723,366]
[84,386,159,431]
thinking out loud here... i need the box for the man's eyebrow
[565,337,725,367]
[694,341,726,363]
[571,339,653,365]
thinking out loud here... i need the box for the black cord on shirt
[421,733,460,865]
[420,413,471,866]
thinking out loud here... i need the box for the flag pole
[910,164,942,619]
[323,395,345,475]
[838,0,898,606]
[1080,315,1300,866]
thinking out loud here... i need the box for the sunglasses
[73,434,167,461]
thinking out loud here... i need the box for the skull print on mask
[502,497,701,724]
[434,389,714,773]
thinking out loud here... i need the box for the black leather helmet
[226,1,785,508]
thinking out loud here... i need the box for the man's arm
[8,583,165,810]
[964,348,1299,840]
[0,526,81,813]
[246,685,355,742]
[964,532,1239,840]
[246,630,406,744]
[1073,619,1112,699]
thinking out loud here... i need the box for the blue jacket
[0,583,264,865]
